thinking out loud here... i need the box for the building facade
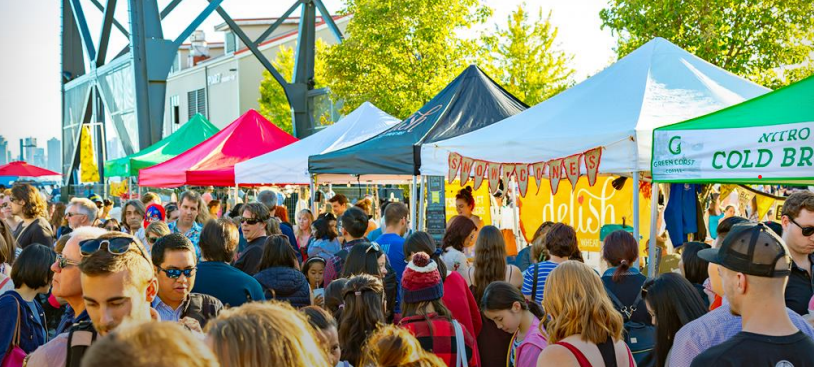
[0,136,8,165]
[163,15,350,134]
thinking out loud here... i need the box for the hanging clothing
[664,184,698,248]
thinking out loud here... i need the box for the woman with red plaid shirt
[399,252,480,367]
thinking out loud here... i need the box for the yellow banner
[517,175,651,253]
[445,180,492,225]
[80,125,100,183]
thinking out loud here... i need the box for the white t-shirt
[441,247,470,281]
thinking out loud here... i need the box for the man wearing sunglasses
[150,233,222,328]
[234,203,271,275]
[781,190,814,316]
[66,198,97,230]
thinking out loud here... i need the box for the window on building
[170,95,180,125]
[225,32,236,53]
[187,89,206,119]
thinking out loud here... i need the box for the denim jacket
[0,290,47,361]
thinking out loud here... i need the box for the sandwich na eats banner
[653,121,814,183]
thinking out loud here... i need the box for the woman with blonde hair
[536,261,634,367]
[362,324,447,367]
[144,221,171,252]
[205,301,331,367]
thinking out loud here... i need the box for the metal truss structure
[61,0,343,186]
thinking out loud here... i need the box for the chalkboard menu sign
[426,176,447,241]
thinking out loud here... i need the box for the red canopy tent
[138,110,298,187]
[0,161,61,177]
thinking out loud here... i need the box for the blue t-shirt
[375,233,406,313]
[192,261,266,308]
[521,261,559,303]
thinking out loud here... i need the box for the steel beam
[291,1,317,137]
[253,1,302,46]
[89,0,129,39]
[160,0,183,19]
[313,0,344,42]
[95,0,117,67]
[68,0,96,62]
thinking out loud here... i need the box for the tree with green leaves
[258,40,330,134]
[480,5,574,105]
[323,0,491,119]
[600,0,814,89]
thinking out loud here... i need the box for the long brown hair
[442,215,476,252]
[530,221,554,262]
[543,261,623,344]
[0,220,17,264]
[11,183,46,219]
[50,202,66,232]
[472,225,507,302]
[339,274,385,366]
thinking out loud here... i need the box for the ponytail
[481,281,545,320]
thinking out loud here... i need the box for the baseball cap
[698,222,792,278]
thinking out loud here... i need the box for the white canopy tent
[420,37,770,273]
[234,102,399,185]
[420,37,769,177]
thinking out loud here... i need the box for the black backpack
[603,283,656,367]
[65,320,98,367]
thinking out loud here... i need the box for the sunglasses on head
[790,217,814,237]
[157,266,196,279]
[366,243,381,254]
[79,237,149,262]
[147,235,161,244]
[56,254,81,270]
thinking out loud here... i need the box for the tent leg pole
[310,176,317,214]
[410,176,417,232]
[511,177,521,249]
[632,172,640,269]
[647,182,660,277]
[127,176,131,199]
[418,176,426,231]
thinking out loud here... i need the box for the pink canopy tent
[138,109,298,187]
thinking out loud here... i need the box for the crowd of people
[0,183,813,367]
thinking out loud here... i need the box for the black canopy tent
[308,65,528,177]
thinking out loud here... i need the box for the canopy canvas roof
[104,114,219,178]
[308,65,527,181]
[419,38,770,178]
[0,161,60,177]
[653,73,814,185]
[139,109,298,187]
[234,102,399,185]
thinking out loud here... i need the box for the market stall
[419,38,770,254]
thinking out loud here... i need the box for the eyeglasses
[56,254,81,270]
[105,225,121,231]
[156,266,196,279]
[147,236,161,244]
[65,212,86,218]
[790,217,814,237]
[79,237,150,263]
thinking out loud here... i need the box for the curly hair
[542,261,623,344]
[339,274,385,366]
[455,187,475,210]
[472,225,507,302]
[11,183,46,219]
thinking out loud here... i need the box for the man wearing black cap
[691,223,814,366]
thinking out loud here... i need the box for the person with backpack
[601,230,654,366]
[481,281,546,367]
[641,273,708,367]
[254,235,311,308]
[537,261,635,367]
[398,252,479,367]
[323,207,372,285]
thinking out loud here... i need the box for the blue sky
[0,0,616,151]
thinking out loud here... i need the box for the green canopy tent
[652,74,814,185]
[648,74,814,275]
[104,114,220,178]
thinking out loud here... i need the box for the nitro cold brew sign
[652,121,814,182]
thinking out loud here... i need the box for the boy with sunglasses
[26,231,156,367]
[781,190,814,315]
[150,233,222,329]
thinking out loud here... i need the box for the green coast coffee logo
[669,136,682,155]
